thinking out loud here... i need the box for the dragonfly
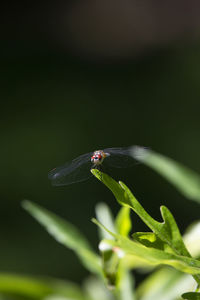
[48,146,139,186]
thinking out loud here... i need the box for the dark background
[1,0,200,284]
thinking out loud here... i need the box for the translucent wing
[103,146,136,168]
[48,152,93,186]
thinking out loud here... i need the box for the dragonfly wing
[48,152,93,186]
[103,147,136,168]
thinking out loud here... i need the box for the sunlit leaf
[91,170,200,285]
[137,222,200,300]
[132,232,173,253]
[92,169,189,256]
[93,218,200,275]
[95,202,116,240]
[115,207,132,237]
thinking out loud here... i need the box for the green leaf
[92,169,189,256]
[115,207,132,237]
[91,171,200,284]
[136,268,195,300]
[182,292,200,299]
[95,202,116,240]
[101,246,121,288]
[136,222,200,300]
[22,200,101,275]
[118,271,136,300]
[93,218,200,275]
[132,232,173,253]
[92,219,123,288]
[109,237,200,275]
[131,146,200,203]
[83,276,115,300]
[0,273,85,300]
[184,222,200,257]
[44,296,68,300]
[119,182,189,257]
[0,273,52,299]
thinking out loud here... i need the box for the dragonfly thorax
[91,150,107,165]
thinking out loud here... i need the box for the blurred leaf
[95,203,121,288]
[22,200,101,275]
[131,146,200,203]
[0,273,52,299]
[115,207,131,237]
[99,241,121,288]
[119,271,136,300]
[136,268,196,300]
[95,202,116,240]
[184,222,200,257]
[44,295,85,300]
[83,276,115,300]
[0,273,85,300]
[94,232,136,299]
[44,296,69,300]
[48,280,86,300]
[182,292,200,299]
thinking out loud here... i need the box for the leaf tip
[91,217,98,225]
[118,181,125,189]
[91,168,102,180]
[21,199,31,211]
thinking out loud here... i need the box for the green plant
[1,147,200,300]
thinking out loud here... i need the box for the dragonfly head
[91,150,108,165]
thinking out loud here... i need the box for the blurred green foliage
[0,150,197,300]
